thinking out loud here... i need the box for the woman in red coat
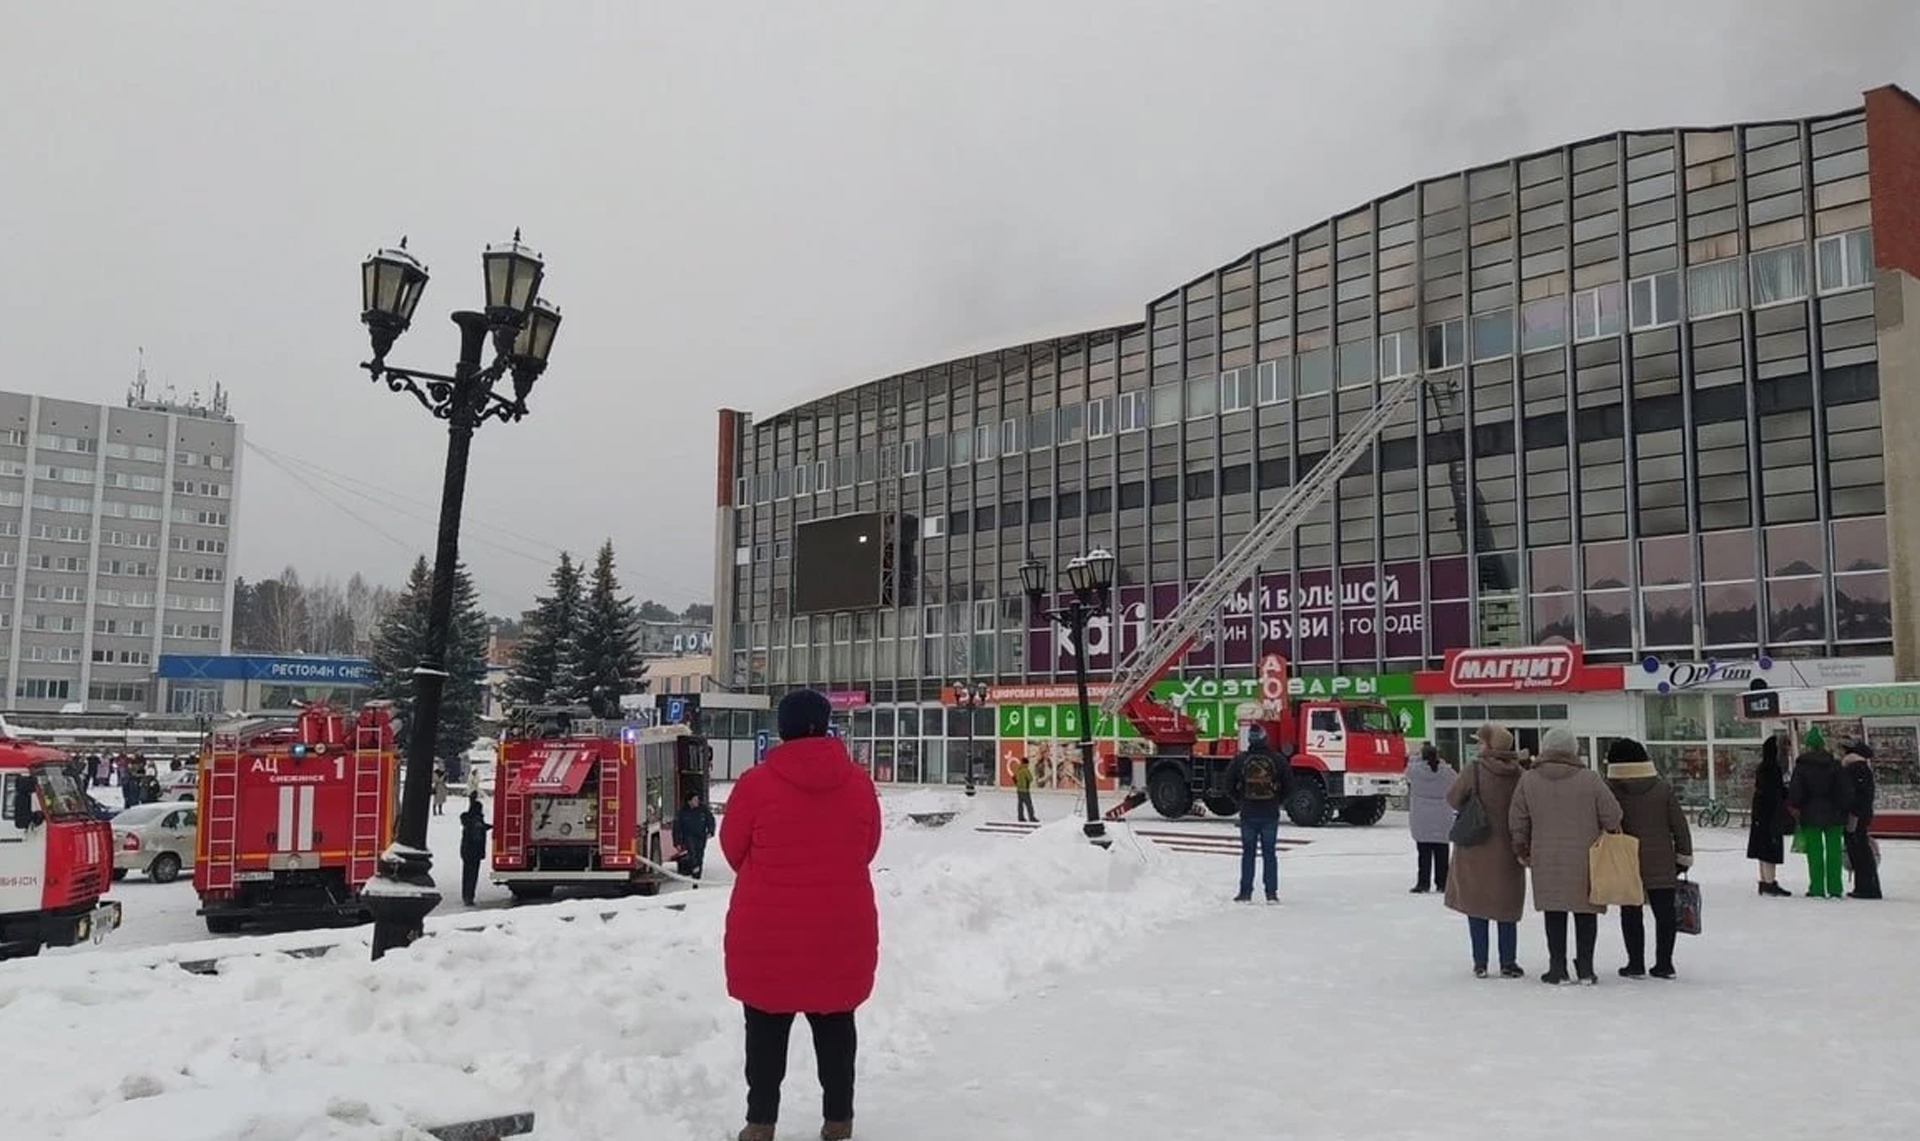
[723,688,881,1141]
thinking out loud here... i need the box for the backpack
[1242,754,1281,802]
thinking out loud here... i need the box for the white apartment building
[1,386,241,712]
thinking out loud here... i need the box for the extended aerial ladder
[1098,369,1431,818]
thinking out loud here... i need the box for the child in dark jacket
[673,792,717,881]
[1603,738,1693,980]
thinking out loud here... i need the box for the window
[1117,391,1148,432]
[924,433,948,468]
[133,446,165,463]
[1028,409,1054,449]
[1470,310,1514,361]
[1149,385,1181,427]
[1219,368,1254,412]
[1336,340,1374,387]
[1423,320,1464,369]
[1628,272,1680,329]
[1378,333,1412,379]
[1297,348,1333,394]
[974,424,997,461]
[920,515,945,539]
[1751,245,1809,306]
[1184,376,1217,419]
[1086,396,1114,439]
[34,524,89,543]
[1256,359,1289,404]
[1056,403,1084,444]
[793,463,813,495]
[1573,283,1624,340]
[1816,229,1873,293]
[1520,298,1568,351]
[1686,258,1743,317]
[15,679,73,701]
[1000,416,1025,453]
[901,439,921,476]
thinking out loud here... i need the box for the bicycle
[1694,799,1731,828]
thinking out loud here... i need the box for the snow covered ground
[8,786,1918,1140]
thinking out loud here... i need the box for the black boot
[1619,962,1646,979]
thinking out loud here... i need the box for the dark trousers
[1619,887,1677,969]
[460,857,481,906]
[1415,842,1450,891]
[1467,916,1518,969]
[1845,824,1882,898]
[1543,911,1598,973]
[1016,790,1037,822]
[1238,816,1279,899]
[744,1005,856,1126]
[680,840,707,880]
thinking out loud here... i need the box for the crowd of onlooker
[66,751,193,808]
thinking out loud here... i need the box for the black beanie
[1604,737,1650,767]
[776,689,833,742]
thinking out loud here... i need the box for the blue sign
[827,724,841,739]
[754,730,770,761]
[157,654,376,685]
[665,697,687,725]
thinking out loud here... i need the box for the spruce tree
[576,540,648,718]
[506,551,586,707]
[369,555,491,773]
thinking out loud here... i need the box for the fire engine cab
[192,703,399,935]
[0,734,120,958]
[491,706,712,900]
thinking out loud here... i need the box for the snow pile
[0,816,1211,1141]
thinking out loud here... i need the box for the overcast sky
[3,1,1915,617]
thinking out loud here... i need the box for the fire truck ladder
[599,743,626,868]
[497,761,526,868]
[348,723,387,885]
[203,732,243,893]
[1099,369,1431,722]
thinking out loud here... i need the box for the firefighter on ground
[459,797,492,907]
[1224,725,1287,903]
[1013,755,1038,823]
[674,790,717,881]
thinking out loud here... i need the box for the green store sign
[1831,685,1920,717]
[998,672,1426,742]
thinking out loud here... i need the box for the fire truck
[1103,370,1432,826]
[490,707,712,900]
[192,703,399,935]
[0,734,121,958]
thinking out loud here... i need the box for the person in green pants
[1787,728,1854,899]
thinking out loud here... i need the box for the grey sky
[3,1,1914,617]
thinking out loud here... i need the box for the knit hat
[1803,726,1826,752]
[1476,723,1514,753]
[776,688,833,741]
[1538,727,1580,764]
[1604,736,1657,780]
[1843,740,1874,761]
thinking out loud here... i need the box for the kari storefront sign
[1414,645,1624,695]
[1628,656,1895,694]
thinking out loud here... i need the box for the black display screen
[793,512,886,614]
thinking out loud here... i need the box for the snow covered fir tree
[507,544,649,716]
[368,555,491,776]
[505,551,586,707]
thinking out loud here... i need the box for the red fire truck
[192,703,399,934]
[491,707,712,900]
[1101,370,1429,825]
[0,734,121,958]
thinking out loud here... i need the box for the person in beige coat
[1444,724,1529,979]
[1511,727,1623,986]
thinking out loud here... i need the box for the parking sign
[754,729,770,761]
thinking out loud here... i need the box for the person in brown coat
[1604,738,1692,979]
[1511,727,1623,986]
[1444,724,1528,979]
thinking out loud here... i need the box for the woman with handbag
[1747,733,1794,897]
[1406,743,1457,893]
[1443,724,1528,979]
[1604,738,1693,979]
[1510,728,1624,986]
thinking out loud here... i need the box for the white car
[153,766,197,802]
[111,803,197,883]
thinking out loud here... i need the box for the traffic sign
[754,730,771,761]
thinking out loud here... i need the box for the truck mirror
[11,779,35,828]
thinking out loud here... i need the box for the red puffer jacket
[721,735,882,1014]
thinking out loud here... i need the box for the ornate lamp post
[1020,549,1117,846]
[951,681,989,796]
[356,232,562,960]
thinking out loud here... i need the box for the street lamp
[1021,549,1117,846]
[356,230,562,961]
[951,681,990,797]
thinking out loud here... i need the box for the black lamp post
[952,681,989,797]
[356,231,562,961]
[1020,549,1117,846]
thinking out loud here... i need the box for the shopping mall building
[711,86,1920,813]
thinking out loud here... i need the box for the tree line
[505,541,649,719]
[231,569,400,656]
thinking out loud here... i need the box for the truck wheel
[1147,767,1195,819]
[148,853,183,884]
[1201,792,1240,817]
[508,884,554,902]
[1284,776,1330,827]
[111,868,129,883]
[204,915,243,935]
[1338,797,1388,827]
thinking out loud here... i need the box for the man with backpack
[1225,725,1287,903]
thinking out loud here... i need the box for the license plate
[234,871,273,883]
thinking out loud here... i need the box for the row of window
[737,231,1872,504]
[0,554,90,572]
[90,682,147,703]
[0,432,231,470]
[90,648,152,666]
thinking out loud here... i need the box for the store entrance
[1430,701,1609,768]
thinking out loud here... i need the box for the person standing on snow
[1840,741,1881,900]
[1511,727,1623,986]
[1604,739,1692,979]
[1445,724,1529,979]
[1013,754,1038,823]
[1406,743,1456,894]
[458,798,491,907]
[673,790,717,881]
[723,688,881,1141]
[1787,727,1852,900]
[1747,732,1794,897]
[431,765,450,816]
[1224,724,1285,903]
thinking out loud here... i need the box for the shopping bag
[1791,827,1808,854]
[1588,831,1646,908]
[1674,877,1703,936]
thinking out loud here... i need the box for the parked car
[152,765,197,802]
[111,802,197,883]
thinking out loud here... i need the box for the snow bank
[0,815,1211,1141]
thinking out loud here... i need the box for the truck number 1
[334,756,345,780]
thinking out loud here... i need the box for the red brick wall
[715,409,739,508]
[1865,85,1920,276]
